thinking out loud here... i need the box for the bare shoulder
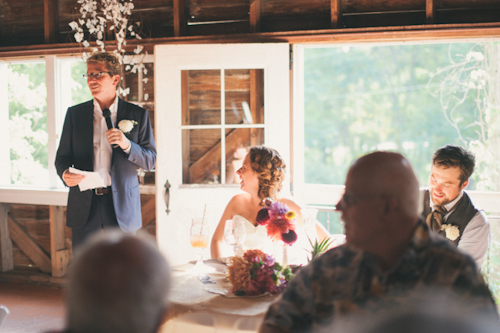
[224,193,252,214]
[229,193,251,205]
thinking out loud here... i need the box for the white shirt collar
[93,95,119,116]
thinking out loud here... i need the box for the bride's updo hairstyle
[248,146,286,201]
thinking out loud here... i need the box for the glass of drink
[190,218,209,273]
[224,219,246,256]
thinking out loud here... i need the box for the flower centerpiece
[228,249,293,296]
[256,199,298,245]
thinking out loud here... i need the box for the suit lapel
[112,98,126,167]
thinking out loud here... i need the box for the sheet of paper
[69,167,106,192]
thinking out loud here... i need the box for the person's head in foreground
[259,151,497,333]
[66,230,171,333]
[336,151,420,266]
[429,144,475,206]
[237,145,286,201]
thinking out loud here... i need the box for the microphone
[103,108,119,148]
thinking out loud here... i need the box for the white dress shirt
[430,190,491,269]
[93,96,131,187]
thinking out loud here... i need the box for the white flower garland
[69,0,149,98]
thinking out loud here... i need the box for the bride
[210,146,329,262]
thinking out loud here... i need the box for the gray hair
[66,230,171,333]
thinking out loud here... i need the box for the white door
[155,43,290,265]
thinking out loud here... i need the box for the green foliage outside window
[304,41,500,306]
[8,63,48,186]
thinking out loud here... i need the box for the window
[0,56,94,188]
[181,69,265,185]
[294,41,500,299]
[0,60,48,187]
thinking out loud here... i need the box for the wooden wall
[1,0,500,48]
[0,195,155,274]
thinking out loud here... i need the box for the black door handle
[164,180,171,215]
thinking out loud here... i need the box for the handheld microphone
[103,108,119,148]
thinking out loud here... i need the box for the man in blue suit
[55,52,156,250]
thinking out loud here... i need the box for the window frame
[0,53,155,205]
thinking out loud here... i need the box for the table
[160,260,279,333]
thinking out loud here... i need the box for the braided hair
[248,146,286,202]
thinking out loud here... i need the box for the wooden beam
[189,128,251,183]
[3,23,500,58]
[426,0,437,24]
[250,0,262,33]
[250,69,264,146]
[0,204,13,272]
[8,216,52,274]
[44,0,59,44]
[181,70,191,183]
[173,0,187,37]
[331,0,342,29]
[49,205,69,277]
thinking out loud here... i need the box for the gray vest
[421,190,478,245]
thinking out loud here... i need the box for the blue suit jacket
[55,98,156,232]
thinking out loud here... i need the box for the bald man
[260,152,497,333]
[64,231,171,333]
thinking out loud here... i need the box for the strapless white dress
[232,214,310,265]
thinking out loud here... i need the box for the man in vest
[422,145,490,269]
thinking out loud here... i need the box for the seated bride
[210,146,329,264]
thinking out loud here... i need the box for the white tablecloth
[160,260,279,333]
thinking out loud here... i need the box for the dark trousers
[71,192,119,250]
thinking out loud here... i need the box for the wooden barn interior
[1,0,500,331]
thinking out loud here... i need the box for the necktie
[426,205,447,232]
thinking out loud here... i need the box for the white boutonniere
[118,119,138,134]
[440,224,460,241]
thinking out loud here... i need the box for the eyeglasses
[83,72,112,79]
[335,193,383,210]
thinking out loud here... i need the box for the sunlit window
[0,57,91,188]
[2,60,48,187]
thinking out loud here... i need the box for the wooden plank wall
[1,0,500,47]
[0,195,155,274]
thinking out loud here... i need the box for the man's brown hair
[86,52,122,80]
[432,145,475,186]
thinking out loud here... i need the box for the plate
[205,288,271,298]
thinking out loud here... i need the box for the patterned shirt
[260,220,497,333]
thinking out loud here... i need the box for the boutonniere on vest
[440,224,460,241]
[118,119,138,134]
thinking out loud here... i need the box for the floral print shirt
[260,220,497,333]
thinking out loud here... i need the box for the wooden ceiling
[1,0,500,55]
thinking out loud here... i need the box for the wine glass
[190,218,209,274]
[224,219,246,256]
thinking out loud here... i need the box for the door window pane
[182,129,221,184]
[183,70,221,126]
[225,69,264,125]
[225,128,264,184]
[181,69,265,184]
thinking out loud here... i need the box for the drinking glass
[190,218,209,273]
[224,219,246,256]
